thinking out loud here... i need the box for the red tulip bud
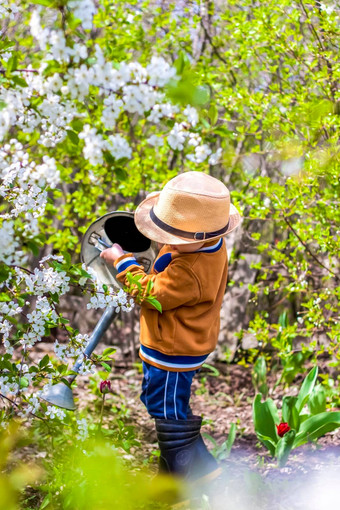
[276,422,291,437]
[99,380,111,394]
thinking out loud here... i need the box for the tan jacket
[114,238,228,371]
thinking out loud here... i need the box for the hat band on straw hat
[150,207,230,241]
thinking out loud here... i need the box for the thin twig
[283,216,339,281]
[199,18,237,86]
[0,392,46,421]
[0,69,38,74]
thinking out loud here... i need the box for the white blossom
[87,286,134,312]
[17,394,41,418]
[102,94,123,128]
[146,56,177,87]
[167,123,188,150]
[147,134,164,147]
[187,144,212,163]
[105,134,132,160]
[45,405,66,420]
[79,125,105,166]
[77,418,89,441]
[208,147,223,165]
[187,132,202,147]
[54,333,90,362]
[69,0,97,30]
[0,220,24,264]
[183,106,199,127]
[15,266,70,297]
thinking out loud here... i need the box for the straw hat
[134,171,241,245]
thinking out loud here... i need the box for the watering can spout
[40,211,158,411]
[41,381,76,411]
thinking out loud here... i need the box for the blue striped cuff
[140,345,208,370]
[116,256,140,273]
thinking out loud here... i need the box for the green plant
[0,423,41,510]
[251,355,268,398]
[202,423,237,461]
[125,273,162,312]
[253,366,340,466]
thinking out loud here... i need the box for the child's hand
[100,243,124,265]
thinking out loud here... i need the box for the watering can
[41,211,157,410]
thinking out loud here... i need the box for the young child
[100,171,241,482]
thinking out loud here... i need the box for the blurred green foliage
[0,420,182,510]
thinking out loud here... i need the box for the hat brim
[134,192,242,245]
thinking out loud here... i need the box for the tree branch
[283,216,339,281]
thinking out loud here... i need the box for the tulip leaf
[295,366,318,413]
[282,396,300,431]
[253,394,279,455]
[293,412,340,447]
[276,429,296,467]
[255,433,277,457]
[308,384,326,415]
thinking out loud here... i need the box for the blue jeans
[140,361,197,419]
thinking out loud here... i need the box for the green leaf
[66,130,79,145]
[174,51,190,74]
[296,366,318,413]
[208,104,218,125]
[0,265,10,283]
[308,384,326,415]
[12,75,28,88]
[226,423,237,455]
[70,118,84,133]
[276,429,296,466]
[102,347,116,357]
[39,493,51,509]
[27,240,40,257]
[255,432,277,456]
[31,0,55,5]
[115,168,128,181]
[278,311,288,328]
[201,432,217,448]
[101,362,111,372]
[145,297,162,313]
[282,396,300,431]
[202,363,220,377]
[103,150,115,165]
[19,376,29,388]
[146,279,153,294]
[39,354,50,369]
[192,85,210,106]
[253,394,280,455]
[7,55,18,72]
[294,412,340,447]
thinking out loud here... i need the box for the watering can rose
[99,380,111,394]
[276,422,290,437]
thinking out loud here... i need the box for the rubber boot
[155,416,221,482]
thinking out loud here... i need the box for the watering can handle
[95,237,111,251]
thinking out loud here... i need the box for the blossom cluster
[45,405,66,420]
[0,300,22,354]
[77,417,89,441]
[15,265,70,297]
[21,297,59,348]
[87,286,134,312]
[54,333,90,362]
